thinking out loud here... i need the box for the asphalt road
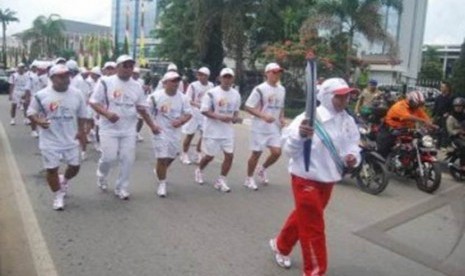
[0,95,464,276]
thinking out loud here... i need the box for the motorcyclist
[446,97,465,169]
[355,79,383,119]
[376,90,437,157]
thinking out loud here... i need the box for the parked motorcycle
[350,120,389,195]
[386,127,441,193]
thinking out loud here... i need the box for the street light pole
[132,0,140,60]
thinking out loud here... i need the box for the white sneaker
[136,133,144,142]
[214,178,231,193]
[59,174,69,196]
[157,182,167,197]
[52,191,65,211]
[115,189,130,200]
[257,166,269,184]
[81,151,87,161]
[24,118,30,125]
[269,238,291,268]
[97,176,108,191]
[31,130,39,138]
[243,178,258,191]
[194,168,204,184]
[180,153,191,165]
[10,119,15,125]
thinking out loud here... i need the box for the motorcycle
[386,127,441,193]
[445,141,465,181]
[350,120,389,195]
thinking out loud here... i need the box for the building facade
[111,0,159,64]
[422,44,461,79]
[358,0,428,85]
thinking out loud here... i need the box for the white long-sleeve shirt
[283,108,361,183]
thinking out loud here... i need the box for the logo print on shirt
[268,95,275,105]
[160,102,171,113]
[49,101,59,112]
[113,90,123,99]
[218,98,227,107]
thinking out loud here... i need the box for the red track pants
[276,174,334,276]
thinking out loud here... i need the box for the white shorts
[152,136,181,159]
[86,106,95,120]
[250,132,282,152]
[182,116,203,135]
[41,147,80,169]
[11,91,26,105]
[202,137,234,156]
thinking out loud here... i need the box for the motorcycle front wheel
[355,159,388,195]
[415,162,441,193]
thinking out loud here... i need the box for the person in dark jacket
[432,81,454,148]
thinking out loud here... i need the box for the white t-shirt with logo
[186,81,214,120]
[71,74,91,102]
[8,72,31,94]
[200,86,241,139]
[245,82,286,134]
[147,89,192,140]
[27,86,87,150]
[89,75,147,137]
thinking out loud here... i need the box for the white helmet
[406,90,425,106]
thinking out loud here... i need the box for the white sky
[3,0,465,45]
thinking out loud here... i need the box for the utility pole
[114,0,121,58]
[132,0,140,60]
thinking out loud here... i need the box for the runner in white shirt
[102,61,117,76]
[133,67,151,142]
[28,62,49,138]
[86,67,101,144]
[27,64,87,211]
[180,67,214,164]
[243,63,286,190]
[89,55,159,200]
[147,71,192,197]
[67,60,92,160]
[8,63,32,125]
[194,68,242,193]
[154,63,184,94]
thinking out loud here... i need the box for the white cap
[90,66,102,76]
[54,57,66,64]
[220,68,235,77]
[133,67,140,73]
[319,78,357,96]
[197,67,210,76]
[265,62,283,73]
[31,60,38,67]
[66,60,79,71]
[116,55,135,65]
[162,71,181,82]
[49,64,70,77]
[103,61,116,69]
[17,63,25,68]
[167,63,178,71]
[36,61,49,70]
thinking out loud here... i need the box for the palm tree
[316,0,403,77]
[22,14,65,58]
[0,8,19,69]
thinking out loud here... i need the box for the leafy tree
[451,40,465,96]
[0,8,19,69]
[419,46,442,81]
[314,0,402,78]
[156,0,198,72]
[22,14,65,58]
